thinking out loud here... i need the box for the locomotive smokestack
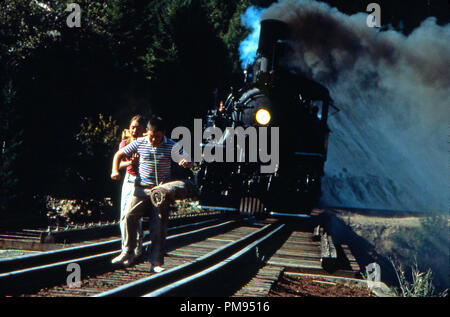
[257,19,289,72]
[257,19,289,57]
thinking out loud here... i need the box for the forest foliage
[0,0,255,213]
[1,0,448,214]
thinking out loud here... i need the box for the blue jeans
[120,173,143,254]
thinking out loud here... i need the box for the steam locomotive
[196,19,332,215]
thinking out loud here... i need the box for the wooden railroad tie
[315,225,338,272]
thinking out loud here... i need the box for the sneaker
[150,265,165,273]
[111,252,135,264]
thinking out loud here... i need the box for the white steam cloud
[252,0,449,212]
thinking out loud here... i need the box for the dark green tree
[0,81,24,213]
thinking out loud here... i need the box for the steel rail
[143,223,286,297]
[0,219,242,296]
[268,212,310,218]
[0,214,237,274]
[94,221,285,297]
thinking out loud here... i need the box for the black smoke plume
[263,0,449,212]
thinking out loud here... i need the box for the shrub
[390,259,447,297]
[389,213,449,295]
[71,114,120,199]
[75,113,120,159]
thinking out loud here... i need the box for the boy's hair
[147,116,166,132]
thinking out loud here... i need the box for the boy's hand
[178,158,193,169]
[111,170,121,180]
[130,153,139,165]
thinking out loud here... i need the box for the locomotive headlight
[255,108,271,125]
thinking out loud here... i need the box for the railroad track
[16,219,285,297]
[98,220,286,297]
[5,218,284,297]
[2,210,362,297]
[0,210,229,251]
[0,213,243,296]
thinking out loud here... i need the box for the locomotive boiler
[196,19,333,215]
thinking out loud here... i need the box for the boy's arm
[111,149,127,180]
[119,160,132,170]
[114,139,139,177]
[118,140,132,170]
[119,153,139,170]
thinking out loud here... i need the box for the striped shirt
[122,136,186,187]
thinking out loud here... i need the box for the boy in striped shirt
[111,116,192,272]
